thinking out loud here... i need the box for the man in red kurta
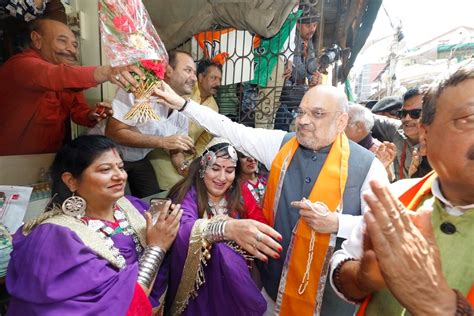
[0,19,139,155]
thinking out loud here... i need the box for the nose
[297,112,311,125]
[217,169,226,181]
[112,166,126,180]
[190,72,197,83]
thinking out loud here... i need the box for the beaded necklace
[247,177,266,203]
[82,205,143,269]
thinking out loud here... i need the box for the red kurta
[0,49,99,155]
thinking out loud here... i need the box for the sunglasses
[396,109,422,119]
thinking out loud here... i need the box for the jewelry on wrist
[178,98,189,112]
[453,289,473,316]
[202,216,228,243]
[332,257,366,304]
[137,245,166,289]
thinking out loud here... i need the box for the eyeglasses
[295,108,341,119]
[396,109,422,119]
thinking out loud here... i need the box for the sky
[367,0,474,46]
[353,0,474,68]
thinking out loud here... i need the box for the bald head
[301,85,349,113]
[295,85,350,150]
[30,19,78,65]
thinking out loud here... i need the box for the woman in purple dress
[164,140,282,315]
[7,135,182,315]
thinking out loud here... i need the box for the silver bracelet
[203,218,228,243]
[137,245,166,289]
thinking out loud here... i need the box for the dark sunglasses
[396,109,422,119]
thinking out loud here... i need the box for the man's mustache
[59,53,78,61]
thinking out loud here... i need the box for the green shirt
[366,196,474,316]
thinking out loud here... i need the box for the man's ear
[337,112,349,133]
[164,64,173,80]
[61,172,78,193]
[30,31,42,50]
[418,124,428,156]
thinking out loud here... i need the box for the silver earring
[62,193,86,219]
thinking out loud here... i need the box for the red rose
[112,15,136,33]
[140,59,166,80]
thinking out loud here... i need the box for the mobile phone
[149,198,171,224]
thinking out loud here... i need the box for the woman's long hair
[49,135,119,207]
[167,143,244,218]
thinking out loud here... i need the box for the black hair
[196,59,223,76]
[421,66,474,125]
[298,2,320,24]
[167,50,193,69]
[50,135,119,206]
[403,87,423,102]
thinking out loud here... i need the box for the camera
[319,44,341,65]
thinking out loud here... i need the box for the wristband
[178,98,189,112]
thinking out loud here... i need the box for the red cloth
[240,180,268,224]
[0,49,99,155]
[126,283,152,316]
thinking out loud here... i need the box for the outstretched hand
[153,81,186,110]
[362,180,455,315]
[225,219,282,263]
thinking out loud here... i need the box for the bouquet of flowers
[98,0,168,123]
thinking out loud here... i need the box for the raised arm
[154,82,287,169]
[11,55,144,92]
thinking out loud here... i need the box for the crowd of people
[0,5,473,316]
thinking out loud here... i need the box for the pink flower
[113,15,136,33]
[140,59,166,80]
[104,0,116,13]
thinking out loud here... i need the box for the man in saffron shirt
[0,19,142,156]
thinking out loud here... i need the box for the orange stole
[356,171,474,315]
[262,134,350,315]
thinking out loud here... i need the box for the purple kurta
[165,187,266,315]
[6,196,161,316]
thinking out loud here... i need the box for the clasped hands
[354,180,455,315]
